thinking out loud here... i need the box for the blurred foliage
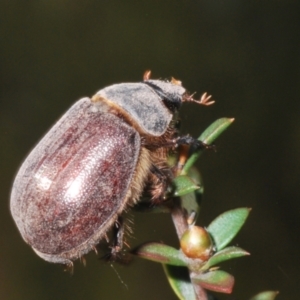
[1,0,299,299]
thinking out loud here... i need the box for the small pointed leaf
[201,246,250,270]
[249,291,279,300]
[173,175,200,197]
[199,117,235,145]
[182,118,234,174]
[187,167,203,188]
[180,167,203,219]
[181,191,200,219]
[163,265,196,300]
[192,270,234,294]
[207,208,251,250]
[133,243,187,266]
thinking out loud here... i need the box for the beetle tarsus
[104,217,125,262]
[175,135,216,152]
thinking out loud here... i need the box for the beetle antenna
[184,92,215,106]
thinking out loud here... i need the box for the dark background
[1,0,299,299]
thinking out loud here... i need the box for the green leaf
[201,246,250,270]
[180,167,203,221]
[173,175,200,197]
[192,270,235,294]
[199,117,235,145]
[249,291,279,300]
[186,167,203,192]
[180,191,200,222]
[132,243,187,266]
[207,207,251,251]
[182,118,234,175]
[163,264,196,300]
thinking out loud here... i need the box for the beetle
[10,71,214,266]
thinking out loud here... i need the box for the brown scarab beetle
[10,71,214,266]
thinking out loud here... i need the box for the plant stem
[170,198,208,300]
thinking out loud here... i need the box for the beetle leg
[149,165,172,203]
[147,134,215,152]
[106,217,125,261]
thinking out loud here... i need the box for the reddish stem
[170,199,208,300]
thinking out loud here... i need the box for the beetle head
[144,79,186,112]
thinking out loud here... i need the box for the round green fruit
[180,226,213,260]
